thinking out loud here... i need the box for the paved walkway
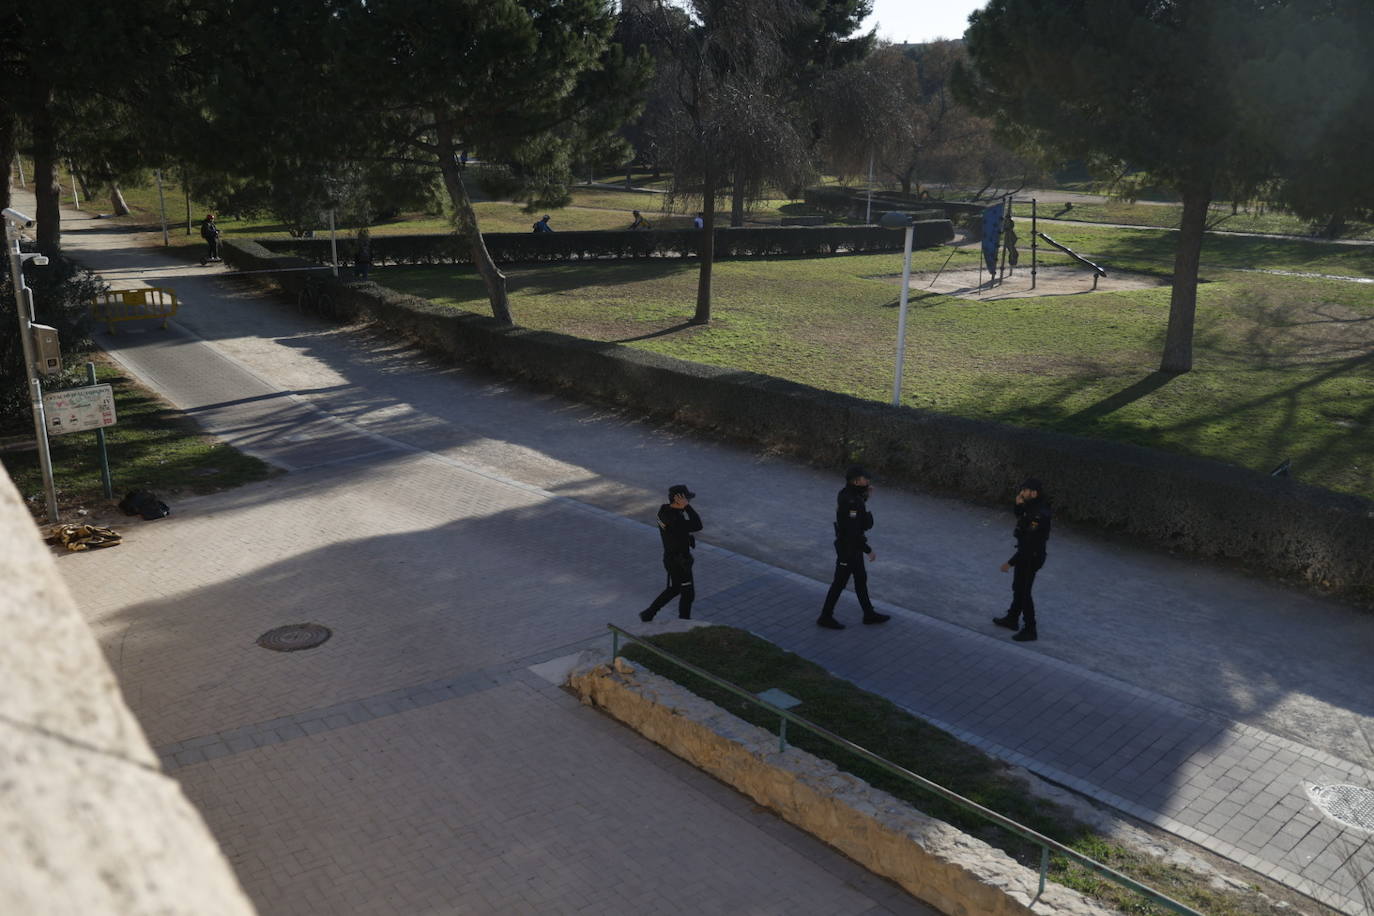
[30,191,1374,915]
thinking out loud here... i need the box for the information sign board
[43,384,117,436]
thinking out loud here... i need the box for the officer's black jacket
[833,484,874,556]
[1008,498,1052,566]
[657,503,702,555]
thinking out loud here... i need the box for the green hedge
[804,186,988,224]
[257,223,955,267]
[220,236,1374,606]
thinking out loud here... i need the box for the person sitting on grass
[630,210,652,230]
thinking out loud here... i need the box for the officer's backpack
[118,490,171,520]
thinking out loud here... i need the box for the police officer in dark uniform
[992,477,1051,642]
[817,466,891,630]
[640,484,703,621]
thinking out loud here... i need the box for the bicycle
[296,271,336,314]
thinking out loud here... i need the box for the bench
[90,287,179,334]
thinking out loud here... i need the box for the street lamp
[3,207,59,522]
[880,210,915,407]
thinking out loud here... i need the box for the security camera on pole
[3,207,60,522]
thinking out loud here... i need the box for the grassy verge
[48,165,805,248]
[620,627,1321,916]
[1012,200,1374,241]
[0,357,275,519]
[382,227,1374,499]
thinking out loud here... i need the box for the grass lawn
[1013,198,1374,241]
[0,357,275,519]
[621,627,1306,916]
[51,164,803,251]
[382,226,1374,499]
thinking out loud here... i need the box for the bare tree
[820,41,1033,198]
[633,0,817,324]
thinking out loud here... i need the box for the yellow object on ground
[90,288,179,334]
[44,524,122,551]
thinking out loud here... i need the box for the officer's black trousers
[646,552,694,619]
[819,551,874,619]
[1007,555,1045,629]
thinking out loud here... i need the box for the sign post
[86,363,114,498]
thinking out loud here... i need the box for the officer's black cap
[1020,477,1044,492]
[845,465,870,483]
[668,484,695,500]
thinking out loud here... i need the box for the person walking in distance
[199,213,221,265]
[640,484,703,621]
[817,466,890,630]
[993,478,1052,642]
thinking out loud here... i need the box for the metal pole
[1031,198,1038,290]
[865,150,875,224]
[14,154,24,188]
[329,208,339,277]
[5,215,59,522]
[891,223,913,407]
[997,195,1011,284]
[69,164,80,210]
[155,169,169,246]
[87,362,113,499]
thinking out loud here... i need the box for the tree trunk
[1159,183,1212,374]
[182,168,192,234]
[435,117,513,325]
[31,89,62,257]
[109,182,131,216]
[693,166,715,325]
[729,172,745,227]
[898,173,912,196]
[1324,210,1346,239]
[0,109,14,214]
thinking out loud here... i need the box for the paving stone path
[32,191,1374,915]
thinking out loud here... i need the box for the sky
[862,0,986,45]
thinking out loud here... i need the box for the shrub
[258,223,955,267]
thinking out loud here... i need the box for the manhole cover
[256,623,332,652]
[1307,784,1374,833]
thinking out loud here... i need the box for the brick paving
[695,562,1374,914]
[36,191,1374,914]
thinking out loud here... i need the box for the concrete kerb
[221,237,1374,604]
[565,649,1123,916]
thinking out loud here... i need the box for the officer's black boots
[1013,627,1038,642]
[816,616,845,630]
[992,614,1018,630]
[639,609,655,622]
[862,611,891,625]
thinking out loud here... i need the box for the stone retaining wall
[0,470,257,915]
[223,237,1374,605]
[567,653,1121,916]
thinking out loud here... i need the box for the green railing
[608,623,1203,916]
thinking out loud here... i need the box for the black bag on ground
[118,490,171,520]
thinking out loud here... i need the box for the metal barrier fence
[608,623,1203,915]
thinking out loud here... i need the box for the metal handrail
[608,623,1203,916]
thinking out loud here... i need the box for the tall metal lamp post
[3,207,59,521]
[880,210,915,406]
